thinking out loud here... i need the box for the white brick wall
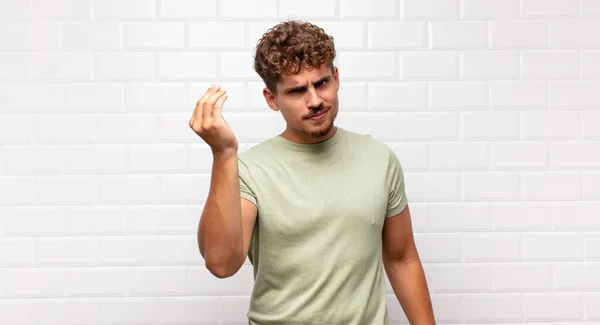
[0,0,599,324]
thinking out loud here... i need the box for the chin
[305,120,335,139]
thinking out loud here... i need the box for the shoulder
[341,128,396,161]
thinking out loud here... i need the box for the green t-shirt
[238,126,408,325]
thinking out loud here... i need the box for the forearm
[384,257,435,325]
[198,149,243,276]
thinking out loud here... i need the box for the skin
[191,63,435,324]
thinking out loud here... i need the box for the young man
[190,20,435,325]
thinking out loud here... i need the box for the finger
[193,84,220,118]
[212,92,228,121]
[203,89,226,122]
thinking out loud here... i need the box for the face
[263,64,340,144]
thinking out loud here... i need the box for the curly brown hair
[253,20,336,94]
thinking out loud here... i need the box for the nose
[306,87,323,109]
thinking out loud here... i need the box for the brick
[403,172,461,202]
[32,53,93,81]
[461,112,521,140]
[414,233,461,262]
[159,175,210,204]
[336,82,367,111]
[586,293,600,320]
[62,145,127,174]
[187,144,214,173]
[0,300,35,325]
[98,298,158,325]
[463,233,522,262]
[461,51,520,80]
[584,0,600,17]
[66,268,126,297]
[430,21,488,49]
[4,207,64,235]
[492,203,552,231]
[402,112,460,140]
[584,171,600,200]
[317,22,366,49]
[124,22,184,50]
[219,52,261,81]
[0,0,30,20]
[522,50,580,79]
[95,53,155,81]
[33,0,91,19]
[462,0,519,19]
[96,114,158,143]
[127,205,188,235]
[279,0,336,19]
[428,203,491,232]
[98,175,160,204]
[188,22,245,50]
[461,294,522,322]
[158,113,201,143]
[587,232,600,260]
[462,172,521,201]
[2,84,63,113]
[61,23,121,51]
[65,206,126,235]
[0,55,30,81]
[523,172,582,201]
[337,51,399,80]
[403,0,459,19]
[129,144,186,173]
[98,236,157,265]
[551,81,600,109]
[553,202,600,230]
[158,53,217,81]
[3,145,61,175]
[0,177,35,205]
[405,203,428,233]
[340,0,397,18]
[522,111,581,140]
[430,142,489,171]
[157,297,220,324]
[493,263,552,292]
[94,0,154,19]
[426,264,492,293]
[582,50,600,79]
[523,293,583,321]
[34,115,95,144]
[522,0,581,17]
[36,237,97,266]
[125,83,187,112]
[426,294,461,323]
[217,113,283,143]
[524,232,584,261]
[491,21,548,49]
[157,235,202,265]
[188,82,246,111]
[35,176,96,205]
[388,143,429,172]
[219,0,277,18]
[0,238,34,266]
[490,81,549,109]
[189,265,254,295]
[402,51,459,80]
[554,263,600,291]
[127,266,188,296]
[64,83,124,113]
[219,297,253,323]
[491,141,549,171]
[550,20,600,49]
[552,141,600,169]
[3,268,65,298]
[0,23,60,52]
[369,22,427,49]
[0,115,33,144]
[368,82,428,110]
[35,299,97,325]
[158,0,217,18]
[430,81,488,109]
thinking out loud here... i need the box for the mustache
[304,104,329,119]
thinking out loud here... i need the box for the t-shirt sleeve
[385,147,408,218]
[238,158,257,206]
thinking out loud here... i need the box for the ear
[263,87,280,112]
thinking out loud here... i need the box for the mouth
[307,109,328,121]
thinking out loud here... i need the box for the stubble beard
[305,108,337,139]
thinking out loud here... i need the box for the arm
[198,149,257,278]
[382,205,435,325]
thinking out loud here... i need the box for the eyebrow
[283,76,330,93]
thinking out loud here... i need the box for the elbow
[205,258,240,279]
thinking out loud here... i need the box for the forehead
[279,64,332,87]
